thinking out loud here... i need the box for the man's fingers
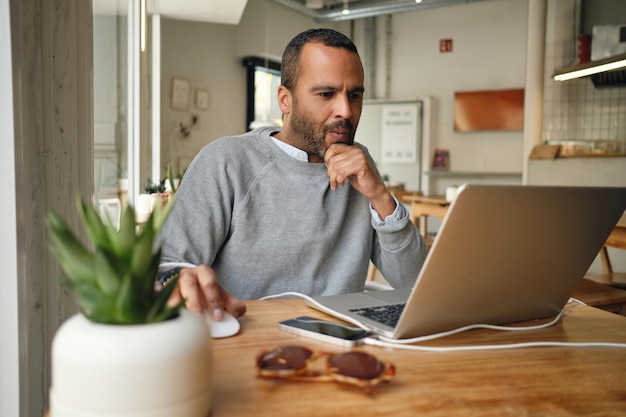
[223,291,247,318]
[177,268,205,314]
[166,265,246,321]
[325,143,354,190]
[195,265,225,319]
[166,285,183,308]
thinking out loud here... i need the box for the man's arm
[325,142,428,287]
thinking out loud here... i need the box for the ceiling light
[554,52,626,81]
[342,1,349,15]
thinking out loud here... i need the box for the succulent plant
[144,179,166,194]
[47,197,182,324]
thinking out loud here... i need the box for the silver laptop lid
[393,184,626,338]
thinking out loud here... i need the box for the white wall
[350,0,528,192]
[0,0,19,414]
[370,0,527,179]
[160,19,243,176]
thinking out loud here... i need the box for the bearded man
[156,28,428,321]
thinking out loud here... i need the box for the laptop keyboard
[348,303,406,327]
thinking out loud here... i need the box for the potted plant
[47,198,212,417]
[136,179,169,223]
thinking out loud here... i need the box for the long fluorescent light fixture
[554,52,626,81]
[272,0,490,22]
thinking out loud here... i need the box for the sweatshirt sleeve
[370,200,429,289]
[154,142,234,271]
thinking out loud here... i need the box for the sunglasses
[256,345,395,390]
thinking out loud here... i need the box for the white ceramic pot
[50,310,212,417]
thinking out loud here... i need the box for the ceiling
[158,0,248,24]
[94,0,493,24]
[92,0,249,25]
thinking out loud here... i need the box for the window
[242,56,282,130]
[93,0,161,211]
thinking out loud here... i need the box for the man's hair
[281,28,360,91]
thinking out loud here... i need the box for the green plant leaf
[115,204,137,258]
[114,272,143,324]
[77,197,115,253]
[150,302,185,323]
[47,212,96,284]
[93,248,122,295]
[130,216,155,278]
[150,197,174,233]
[48,195,178,325]
[64,279,116,323]
[136,246,162,299]
[147,273,182,322]
[167,162,178,193]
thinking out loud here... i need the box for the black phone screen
[279,316,372,341]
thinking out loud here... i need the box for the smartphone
[278,316,373,347]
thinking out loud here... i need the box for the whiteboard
[355,100,423,190]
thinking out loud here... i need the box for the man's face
[281,43,364,162]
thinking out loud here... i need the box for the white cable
[260,292,626,351]
[375,310,566,344]
[364,337,626,352]
[568,296,586,306]
[259,292,373,331]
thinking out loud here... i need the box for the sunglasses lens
[257,345,314,371]
[328,351,387,380]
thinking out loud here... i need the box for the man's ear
[277,85,291,115]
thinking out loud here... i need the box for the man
[156,28,428,321]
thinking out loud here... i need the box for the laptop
[307,184,626,339]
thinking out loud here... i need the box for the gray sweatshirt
[156,126,428,299]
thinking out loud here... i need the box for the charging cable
[260,292,626,351]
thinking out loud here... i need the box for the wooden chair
[584,246,626,288]
[575,215,626,315]
[407,195,450,247]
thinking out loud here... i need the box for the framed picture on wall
[454,89,524,132]
[195,89,209,110]
[432,148,450,171]
[171,77,190,110]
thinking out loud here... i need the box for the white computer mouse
[204,310,241,338]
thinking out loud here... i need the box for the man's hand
[167,264,247,321]
[324,143,396,218]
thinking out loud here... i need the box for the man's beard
[289,102,355,160]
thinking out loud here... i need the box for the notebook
[307,184,626,339]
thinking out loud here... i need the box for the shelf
[425,171,522,179]
[530,144,626,160]
[558,153,626,159]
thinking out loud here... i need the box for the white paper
[381,104,418,163]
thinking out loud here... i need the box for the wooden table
[207,299,626,416]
